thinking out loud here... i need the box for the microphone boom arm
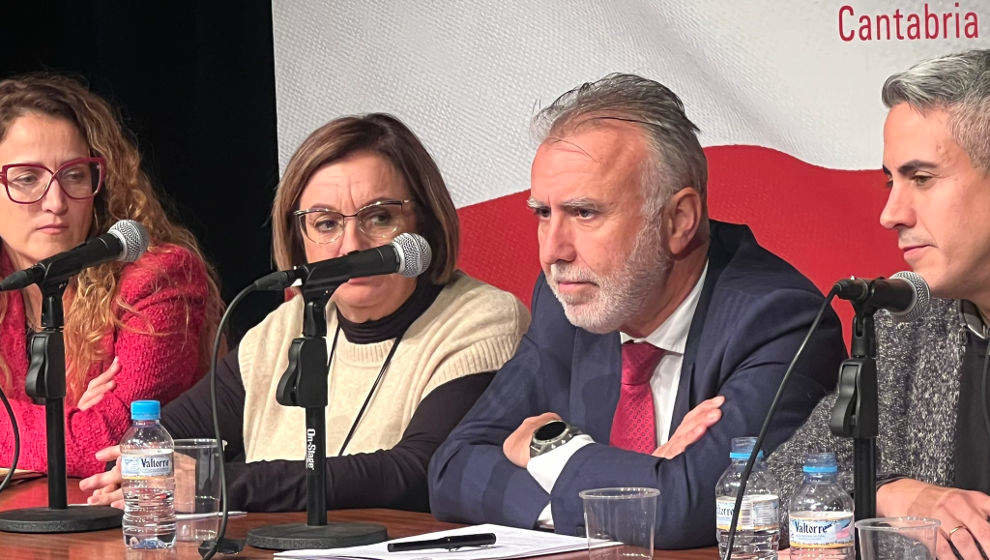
[828,300,880,524]
[249,280,388,548]
[0,275,123,532]
[26,280,70,509]
[275,288,333,527]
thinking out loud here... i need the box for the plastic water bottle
[120,400,176,549]
[715,436,780,559]
[788,452,855,559]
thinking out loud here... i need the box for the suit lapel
[568,221,746,442]
[668,221,734,438]
[570,328,621,442]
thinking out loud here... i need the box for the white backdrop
[271,0,981,208]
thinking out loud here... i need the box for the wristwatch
[529,420,585,458]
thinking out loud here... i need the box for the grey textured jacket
[767,298,970,530]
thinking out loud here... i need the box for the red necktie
[610,341,665,453]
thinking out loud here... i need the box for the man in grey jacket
[767,49,990,559]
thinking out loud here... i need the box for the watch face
[534,420,567,442]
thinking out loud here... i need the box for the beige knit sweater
[240,272,529,462]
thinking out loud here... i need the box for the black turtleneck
[161,280,495,512]
[336,278,444,343]
[953,328,989,492]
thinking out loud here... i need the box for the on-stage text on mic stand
[244,281,387,550]
[0,279,123,533]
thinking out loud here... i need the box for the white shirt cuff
[527,434,594,493]
[537,502,554,529]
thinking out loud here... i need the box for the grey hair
[532,73,708,218]
[882,49,990,172]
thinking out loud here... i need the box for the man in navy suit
[428,73,846,548]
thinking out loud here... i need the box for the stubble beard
[548,229,670,334]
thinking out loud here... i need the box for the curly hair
[0,73,224,404]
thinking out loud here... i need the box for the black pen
[387,533,497,552]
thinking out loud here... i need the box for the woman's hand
[79,445,124,509]
[76,357,120,411]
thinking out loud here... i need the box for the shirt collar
[620,261,709,355]
[960,300,988,340]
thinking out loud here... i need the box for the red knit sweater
[0,244,212,477]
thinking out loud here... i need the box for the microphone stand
[0,280,122,533]
[829,303,880,523]
[245,281,387,550]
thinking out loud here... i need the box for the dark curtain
[2,0,282,341]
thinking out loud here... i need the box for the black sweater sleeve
[161,349,246,462]
[224,371,495,512]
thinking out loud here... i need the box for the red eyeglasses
[1,156,106,204]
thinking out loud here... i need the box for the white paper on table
[274,523,619,560]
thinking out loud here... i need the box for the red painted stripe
[457,145,905,347]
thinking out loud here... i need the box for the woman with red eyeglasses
[0,73,224,477]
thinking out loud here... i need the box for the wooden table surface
[0,478,717,559]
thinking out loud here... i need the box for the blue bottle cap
[803,452,838,473]
[729,436,764,460]
[130,400,161,421]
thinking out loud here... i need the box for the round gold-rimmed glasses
[1,156,106,204]
[293,199,414,244]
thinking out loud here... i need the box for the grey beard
[548,230,670,334]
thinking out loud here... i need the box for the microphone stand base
[246,521,388,550]
[0,505,122,533]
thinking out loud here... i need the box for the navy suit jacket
[428,221,846,548]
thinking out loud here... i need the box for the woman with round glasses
[82,113,529,512]
[0,73,224,476]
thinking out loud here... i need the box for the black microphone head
[391,233,431,278]
[888,270,930,323]
[108,220,150,263]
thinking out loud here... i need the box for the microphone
[720,270,928,559]
[253,232,432,291]
[0,220,150,291]
[832,271,930,322]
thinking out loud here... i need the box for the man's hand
[878,478,990,559]
[503,412,561,468]
[77,357,120,411]
[79,445,124,509]
[652,395,724,459]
